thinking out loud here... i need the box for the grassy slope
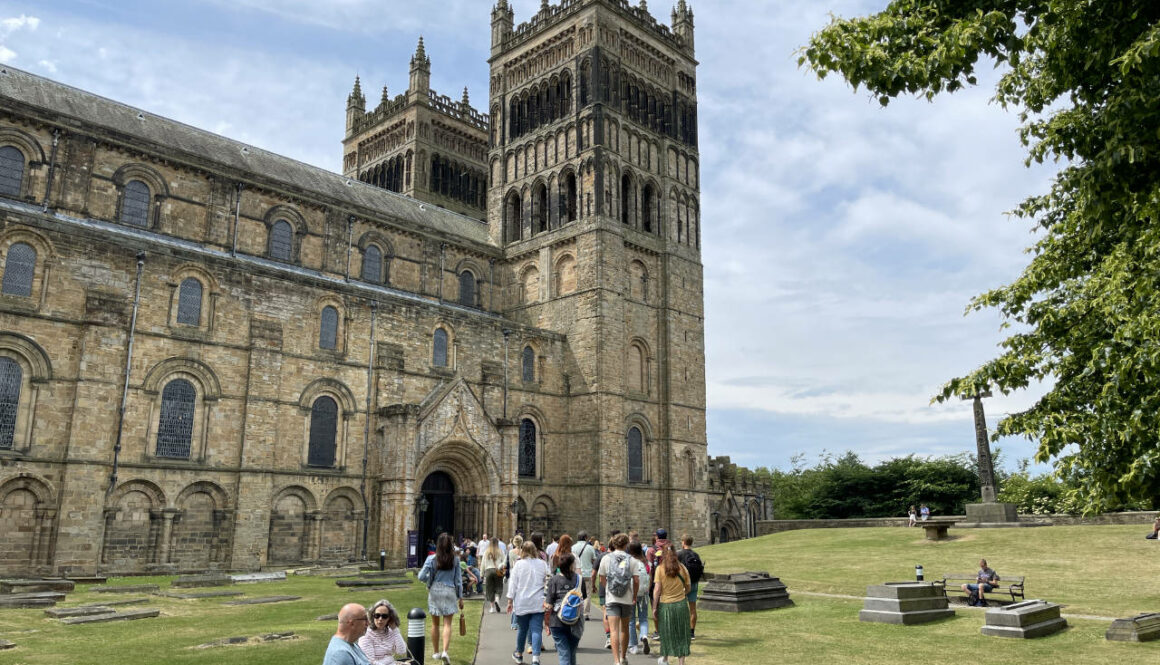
[0,574,481,665]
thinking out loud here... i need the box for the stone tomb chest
[1106,613,1160,642]
[980,600,1067,638]
[697,572,793,612]
[859,582,954,625]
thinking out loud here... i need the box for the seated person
[1147,515,1159,540]
[961,558,999,607]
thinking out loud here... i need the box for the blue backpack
[556,574,583,625]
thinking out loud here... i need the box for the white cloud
[0,14,39,36]
[0,45,14,63]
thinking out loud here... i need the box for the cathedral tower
[488,0,707,539]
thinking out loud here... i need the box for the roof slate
[0,66,495,248]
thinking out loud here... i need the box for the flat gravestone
[84,597,151,608]
[45,606,114,618]
[0,592,65,608]
[859,582,954,625]
[697,572,793,612]
[66,576,107,585]
[0,639,14,650]
[981,600,1067,638]
[92,584,160,594]
[223,595,300,606]
[1,579,75,594]
[230,572,286,584]
[920,520,957,541]
[172,574,234,589]
[335,578,411,588]
[157,590,244,599]
[316,613,339,621]
[1107,613,1160,642]
[359,569,408,577]
[60,608,160,625]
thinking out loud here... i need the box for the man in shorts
[571,530,597,619]
[598,533,639,665]
[961,558,999,607]
[676,534,702,640]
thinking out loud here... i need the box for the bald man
[323,603,371,665]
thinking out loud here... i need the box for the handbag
[459,611,467,636]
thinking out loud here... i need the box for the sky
[0,1,1059,474]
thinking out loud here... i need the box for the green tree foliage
[764,452,980,519]
[801,2,1160,512]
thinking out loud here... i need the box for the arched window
[505,192,523,243]
[307,396,338,467]
[362,245,383,283]
[120,179,151,227]
[0,146,25,197]
[458,270,477,308]
[520,266,540,305]
[156,379,196,459]
[522,346,535,382]
[627,426,644,482]
[534,183,548,234]
[2,242,36,297]
[176,277,202,325]
[0,357,21,450]
[269,220,293,261]
[641,184,655,234]
[519,418,537,478]
[433,328,449,367]
[564,172,578,223]
[319,306,339,350]
[628,343,645,393]
[621,174,633,225]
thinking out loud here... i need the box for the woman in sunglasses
[358,599,408,665]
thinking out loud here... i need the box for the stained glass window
[156,379,195,458]
[522,346,535,382]
[519,418,536,478]
[628,427,643,482]
[0,146,24,197]
[319,306,339,350]
[362,245,382,283]
[433,328,448,367]
[0,357,20,449]
[2,242,36,297]
[120,180,151,227]
[307,396,338,467]
[270,220,293,261]
[176,277,202,325]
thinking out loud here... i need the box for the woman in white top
[480,537,507,614]
[506,541,549,665]
[358,599,408,665]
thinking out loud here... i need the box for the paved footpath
[474,606,632,665]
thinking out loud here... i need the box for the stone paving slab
[222,596,300,606]
[230,572,286,584]
[156,590,245,599]
[45,606,114,618]
[92,584,160,594]
[475,603,612,664]
[60,608,160,625]
[1,579,75,594]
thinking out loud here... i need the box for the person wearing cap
[646,528,670,571]
[358,599,407,665]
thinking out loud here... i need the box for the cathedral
[0,0,768,576]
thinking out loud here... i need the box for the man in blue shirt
[323,603,371,665]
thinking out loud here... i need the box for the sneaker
[1147,532,1158,540]
[977,600,988,608]
[433,653,442,663]
[512,652,523,664]
[629,646,639,655]
[441,654,450,665]
[657,658,669,665]
[690,630,696,641]
[532,659,540,665]
[495,601,502,613]
[605,636,612,649]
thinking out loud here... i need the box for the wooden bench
[936,573,1025,604]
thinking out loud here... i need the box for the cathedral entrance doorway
[419,471,455,549]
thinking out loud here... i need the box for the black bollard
[380,549,387,571]
[407,607,426,665]
[915,564,924,582]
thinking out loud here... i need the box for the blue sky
[0,1,1057,473]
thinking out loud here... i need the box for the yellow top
[653,563,690,604]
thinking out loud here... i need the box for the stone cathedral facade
[0,0,769,577]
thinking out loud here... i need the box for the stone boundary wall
[756,511,1155,536]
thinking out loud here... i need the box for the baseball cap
[655,528,667,539]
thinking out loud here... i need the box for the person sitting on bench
[961,558,998,607]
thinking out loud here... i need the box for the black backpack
[679,549,705,585]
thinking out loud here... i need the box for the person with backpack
[675,534,705,641]
[652,545,691,665]
[597,533,640,665]
[626,541,651,655]
[545,552,586,665]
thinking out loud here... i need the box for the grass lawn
[0,573,481,665]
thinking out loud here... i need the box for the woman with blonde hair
[358,599,407,665]
[506,534,524,630]
[480,536,506,614]
[651,544,691,665]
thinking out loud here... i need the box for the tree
[801,2,1160,512]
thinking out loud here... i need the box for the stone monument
[963,393,1019,524]
[697,572,793,612]
[858,582,954,625]
[1106,613,1160,642]
[980,600,1067,638]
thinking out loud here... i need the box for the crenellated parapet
[492,0,694,56]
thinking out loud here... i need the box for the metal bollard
[915,564,924,582]
[407,607,427,665]
[380,549,387,571]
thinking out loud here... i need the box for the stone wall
[756,511,1157,536]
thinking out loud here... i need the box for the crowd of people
[321,527,705,665]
